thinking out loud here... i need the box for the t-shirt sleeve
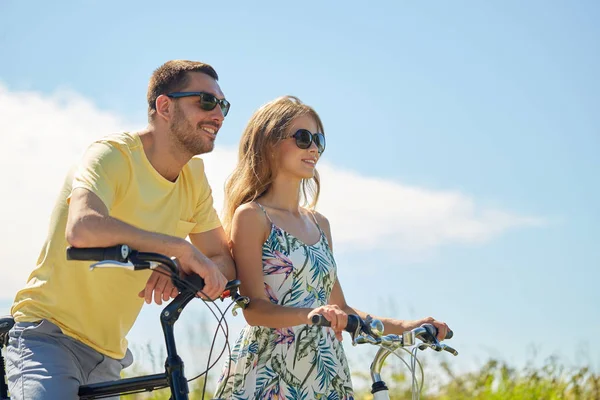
[70,141,130,210]
[190,167,222,234]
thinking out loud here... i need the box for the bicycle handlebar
[66,245,244,302]
[311,313,457,357]
[311,314,453,340]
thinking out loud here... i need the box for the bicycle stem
[159,289,196,399]
[370,347,393,383]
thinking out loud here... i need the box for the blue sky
[1,0,598,382]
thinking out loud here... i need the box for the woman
[215,96,450,399]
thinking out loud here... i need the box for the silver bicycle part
[347,316,456,400]
[403,329,416,346]
[89,260,162,271]
[90,260,134,270]
[370,344,425,400]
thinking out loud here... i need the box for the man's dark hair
[147,60,219,121]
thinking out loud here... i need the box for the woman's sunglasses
[166,92,231,117]
[291,129,326,154]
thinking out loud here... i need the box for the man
[6,60,236,399]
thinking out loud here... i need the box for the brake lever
[441,343,459,356]
[417,324,444,351]
[90,260,136,270]
[354,335,381,345]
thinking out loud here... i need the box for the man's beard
[169,106,215,156]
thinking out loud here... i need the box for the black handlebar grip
[66,245,130,262]
[310,314,360,333]
[310,314,330,327]
[225,279,242,292]
[345,314,360,333]
[422,323,453,340]
[183,273,206,291]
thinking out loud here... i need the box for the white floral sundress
[214,203,354,400]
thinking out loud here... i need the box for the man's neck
[138,127,191,182]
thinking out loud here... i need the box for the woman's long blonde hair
[222,96,324,235]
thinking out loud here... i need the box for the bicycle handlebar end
[311,314,329,326]
[66,245,131,262]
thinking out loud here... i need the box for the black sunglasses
[166,92,231,117]
[291,129,326,154]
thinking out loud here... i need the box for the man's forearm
[66,214,189,258]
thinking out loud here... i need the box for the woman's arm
[234,203,344,331]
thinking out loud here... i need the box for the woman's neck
[259,175,303,214]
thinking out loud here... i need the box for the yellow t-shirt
[11,132,221,359]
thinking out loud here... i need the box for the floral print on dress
[215,208,354,400]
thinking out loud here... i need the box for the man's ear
[155,94,171,121]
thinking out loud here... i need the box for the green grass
[353,356,600,400]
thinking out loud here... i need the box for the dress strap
[254,202,274,225]
[307,210,323,233]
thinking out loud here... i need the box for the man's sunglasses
[166,92,231,117]
[291,129,326,154]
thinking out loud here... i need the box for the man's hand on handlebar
[138,270,179,305]
[178,245,228,300]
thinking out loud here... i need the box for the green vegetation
[120,352,599,399]
[352,356,600,400]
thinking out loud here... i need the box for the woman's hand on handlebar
[415,316,451,341]
[308,305,348,342]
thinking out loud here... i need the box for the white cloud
[0,86,126,299]
[313,164,544,253]
[0,84,544,300]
